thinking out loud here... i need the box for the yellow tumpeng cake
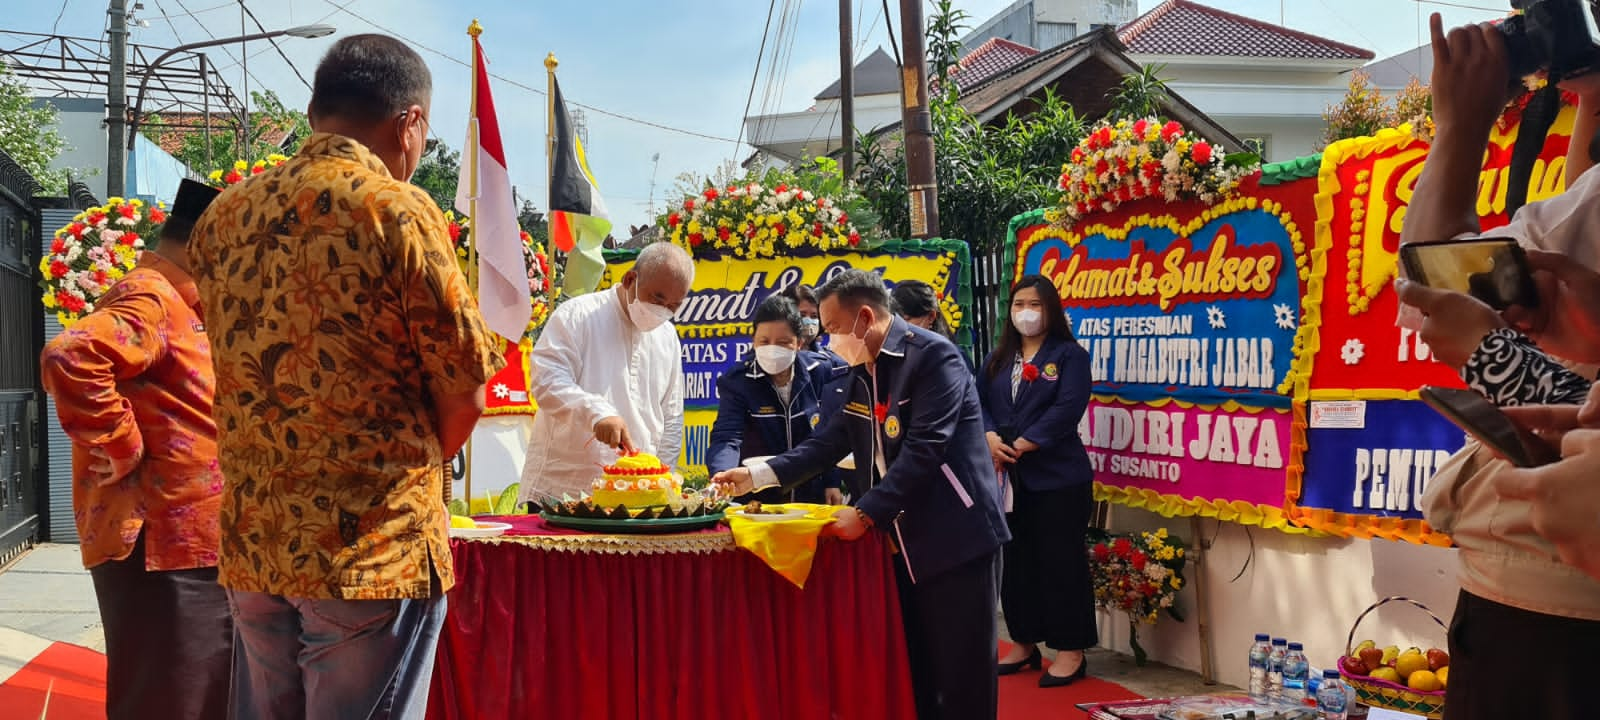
[590,453,682,509]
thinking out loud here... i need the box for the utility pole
[898,0,939,237]
[107,0,129,198]
[839,0,854,184]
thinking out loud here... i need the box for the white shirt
[518,286,684,502]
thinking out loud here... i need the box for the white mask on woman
[755,345,797,375]
[1012,308,1044,337]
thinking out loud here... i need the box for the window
[1240,135,1270,160]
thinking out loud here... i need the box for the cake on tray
[590,452,682,509]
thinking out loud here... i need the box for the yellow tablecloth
[724,503,840,588]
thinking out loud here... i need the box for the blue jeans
[226,586,447,720]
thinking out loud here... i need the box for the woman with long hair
[980,274,1098,688]
[890,280,955,342]
[780,284,824,353]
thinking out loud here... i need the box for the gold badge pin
[884,415,901,439]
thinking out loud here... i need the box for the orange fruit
[1407,669,1442,692]
[1395,651,1430,680]
[1437,666,1449,687]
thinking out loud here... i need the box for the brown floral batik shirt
[188,133,504,600]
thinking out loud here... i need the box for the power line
[51,0,71,35]
[734,0,781,160]
[313,0,741,144]
[881,0,900,66]
[237,0,311,89]
[1411,0,1506,12]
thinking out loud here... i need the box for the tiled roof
[949,38,1039,89]
[1118,0,1374,60]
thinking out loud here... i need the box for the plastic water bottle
[1317,669,1349,720]
[1283,642,1310,702]
[1248,633,1272,699]
[1267,637,1288,700]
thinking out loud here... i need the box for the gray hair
[633,241,695,287]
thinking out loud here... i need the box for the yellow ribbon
[723,503,839,588]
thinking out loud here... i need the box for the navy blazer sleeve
[976,352,1000,435]
[766,396,854,490]
[706,372,748,475]
[1020,343,1092,449]
[855,341,970,526]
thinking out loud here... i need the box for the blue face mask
[800,316,820,341]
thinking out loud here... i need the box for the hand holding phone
[1419,386,1560,467]
[1399,238,1539,311]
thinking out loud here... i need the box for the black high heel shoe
[1038,655,1088,688]
[996,646,1042,675]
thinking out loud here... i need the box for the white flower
[1341,339,1365,365]
[1274,303,1296,330]
[1207,306,1226,329]
[492,383,511,399]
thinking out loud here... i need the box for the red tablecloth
[425,516,917,720]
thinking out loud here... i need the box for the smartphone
[1418,386,1559,468]
[1398,238,1539,310]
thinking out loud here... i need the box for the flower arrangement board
[39,198,165,327]
[1005,106,1575,545]
[596,239,973,474]
[1088,527,1187,666]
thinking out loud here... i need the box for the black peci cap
[159,178,222,243]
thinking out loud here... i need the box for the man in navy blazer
[713,269,1010,720]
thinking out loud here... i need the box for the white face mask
[755,345,797,375]
[799,317,820,342]
[626,286,675,332]
[828,313,872,366]
[1012,308,1044,337]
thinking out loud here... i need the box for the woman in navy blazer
[707,294,847,504]
[979,273,1097,688]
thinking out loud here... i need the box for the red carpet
[0,640,1143,719]
[998,641,1145,720]
[0,642,107,720]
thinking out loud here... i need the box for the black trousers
[895,549,1000,720]
[1444,589,1600,720]
[89,531,233,720]
[1001,481,1099,651]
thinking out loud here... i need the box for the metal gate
[0,149,44,564]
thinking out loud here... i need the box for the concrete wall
[1098,507,1459,689]
[34,98,108,199]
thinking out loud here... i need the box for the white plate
[449,521,512,538]
[836,453,856,469]
[729,506,809,522]
[741,455,774,467]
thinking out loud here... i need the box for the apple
[1358,646,1384,669]
[1426,648,1450,671]
[1344,657,1370,675]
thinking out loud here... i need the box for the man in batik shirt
[188,33,503,719]
[40,178,230,720]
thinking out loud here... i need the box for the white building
[1117,0,1374,162]
[961,0,1139,54]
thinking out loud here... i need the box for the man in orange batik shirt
[187,34,503,720]
[40,178,231,720]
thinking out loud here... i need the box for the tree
[669,158,746,200]
[1108,65,1173,121]
[0,61,74,194]
[1321,71,1393,148]
[925,0,972,86]
[152,90,311,176]
[410,139,461,213]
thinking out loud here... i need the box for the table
[424,516,918,720]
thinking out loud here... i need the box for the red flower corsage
[874,403,889,423]
[1021,364,1040,382]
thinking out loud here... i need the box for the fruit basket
[1338,596,1448,719]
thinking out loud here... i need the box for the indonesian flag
[548,76,613,295]
[455,35,530,341]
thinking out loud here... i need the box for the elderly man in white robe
[519,242,694,504]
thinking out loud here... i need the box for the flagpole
[463,18,484,508]
[545,52,558,264]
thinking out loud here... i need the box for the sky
[5,0,1508,230]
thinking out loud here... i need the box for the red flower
[817,198,830,208]
[67,222,86,239]
[1143,582,1161,597]
[838,212,849,225]
[1092,543,1110,562]
[61,294,85,312]
[683,198,696,210]
[1116,157,1130,174]
[774,223,787,237]
[716,226,731,241]
[667,213,682,228]
[811,222,824,237]
[1191,141,1213,165]
[117,204,137,220]
[1132,119,1149,136]
[224,169,243,184]
[251,164,265,175]
[49,261,69,279]
[50,238,66,255]
[93,269,108,285]
[1131,551,1148,571]
[120,231,139,246]
[688,232,704,247]
[447,223,462,242]
[149,208,166,224]
[1112,537,1133,558]
[86,211,106,226]
[874,403,889,422]
[1143,161,1162,179]
[1021,364,1040,381]
[848,232,861,246]
[703,188,719,201]
[1161,121,1184,142]
[775,184,788,193]
[1094,159,1111,176]
[1071,148,1084,164]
